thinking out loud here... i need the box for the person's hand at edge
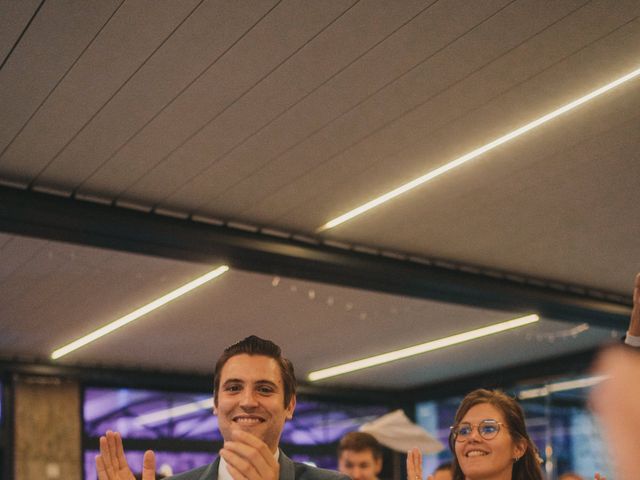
[590,347,639,480]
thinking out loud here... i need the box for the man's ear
[213,395,218,415]
[286,394,296,420]
[374,457,382,475]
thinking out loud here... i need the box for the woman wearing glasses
[408,389,543,480]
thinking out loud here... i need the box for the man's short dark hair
[213,335,296,408]
[338,431,383,460]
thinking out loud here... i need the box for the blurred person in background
[428,461,452,480]
[338,432,383,480]
[558,473,584,480]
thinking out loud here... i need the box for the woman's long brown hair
[449,389,544,480]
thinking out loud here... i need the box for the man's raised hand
[96,430,156,480]
[220,430,280,480]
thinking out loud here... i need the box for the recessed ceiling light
[51,265,229,359]
[317,65,640,232]
[308,314,539,381]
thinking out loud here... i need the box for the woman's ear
[513,439,527,460]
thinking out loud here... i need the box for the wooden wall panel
[14,378,81,480]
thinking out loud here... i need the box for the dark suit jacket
[169,450,348,480]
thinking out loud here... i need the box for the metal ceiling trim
[0,185,631,328]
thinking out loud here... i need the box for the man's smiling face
[214,354,296,453]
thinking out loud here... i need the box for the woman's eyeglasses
[450,419,504,442]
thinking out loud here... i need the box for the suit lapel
[198,457,220,480]
[278,450,296,480]
[197,450,294,480]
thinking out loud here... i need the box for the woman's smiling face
[454,403,525,480]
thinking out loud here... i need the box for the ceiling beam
[0,186,631,328]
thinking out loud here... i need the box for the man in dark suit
[96,336,348,480]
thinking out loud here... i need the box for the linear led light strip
[518,374,609,400]
[51,265,230,360]
[308,313,539,381]
[135,397,213,426]
[318,65,640,232]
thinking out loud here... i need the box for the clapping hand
[407,448,424,480]
[96,430,156,480]
[220,430,280,480]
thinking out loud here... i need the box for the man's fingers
[114,431,131,471]
[224,440,273,474]
[96,454,110,480]
[224,430,279,480]
[229,430,276,467]
[100,430,135,479]
[99,436,114,471]
[221,448,258,480]
[106,431,120,471]
[142,450,156,480]
[225,460,251,480]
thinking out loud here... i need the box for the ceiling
[0,0,638,391]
